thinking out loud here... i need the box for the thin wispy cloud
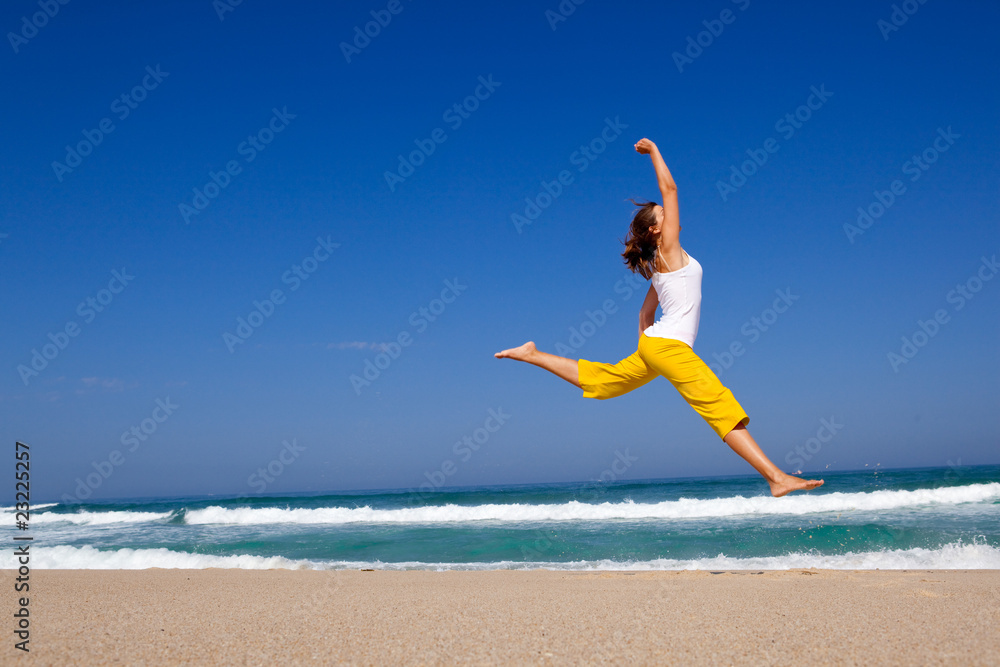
[326,341,390,351]
[75,377,136,395]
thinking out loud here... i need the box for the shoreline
[6,568,998,665]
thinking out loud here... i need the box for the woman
[495,137,823,497]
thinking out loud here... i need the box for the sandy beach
[4,568,997,665]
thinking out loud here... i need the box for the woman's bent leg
[638,336,823,496]
[639,336,749,439]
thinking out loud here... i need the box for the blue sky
[2,0,997,503]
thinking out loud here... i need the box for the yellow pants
[577,333,749,440]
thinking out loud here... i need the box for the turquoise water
[6,465,999,570]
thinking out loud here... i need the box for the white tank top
[643,248,702,347]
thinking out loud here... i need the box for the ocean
[6,465,999,571]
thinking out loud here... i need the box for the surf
[179,482,1000,526]
[7,540,999,571]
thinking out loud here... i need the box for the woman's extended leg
[494,342,580,387]
[496,341,658,398]
[723,424,824,497]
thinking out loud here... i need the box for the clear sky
[2,0,998,503]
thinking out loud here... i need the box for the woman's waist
[654,301,701,319]
[647,317,698,330]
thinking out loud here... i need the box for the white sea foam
[30,510,173,526]
[0,545,317,570]
[183,482,1000,525]
[4,541,998,571]
[0,502,57,512]
[574,540,1000,571]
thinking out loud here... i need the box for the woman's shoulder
[654,245,694,274]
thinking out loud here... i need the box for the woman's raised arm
[634,138,680,249]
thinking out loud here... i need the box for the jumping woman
[495,137,824,497]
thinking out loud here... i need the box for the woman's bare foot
[494,342,581,387]
[769,474,824,498]
[494,341,537,361]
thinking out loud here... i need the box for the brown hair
[620,198,660,279]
